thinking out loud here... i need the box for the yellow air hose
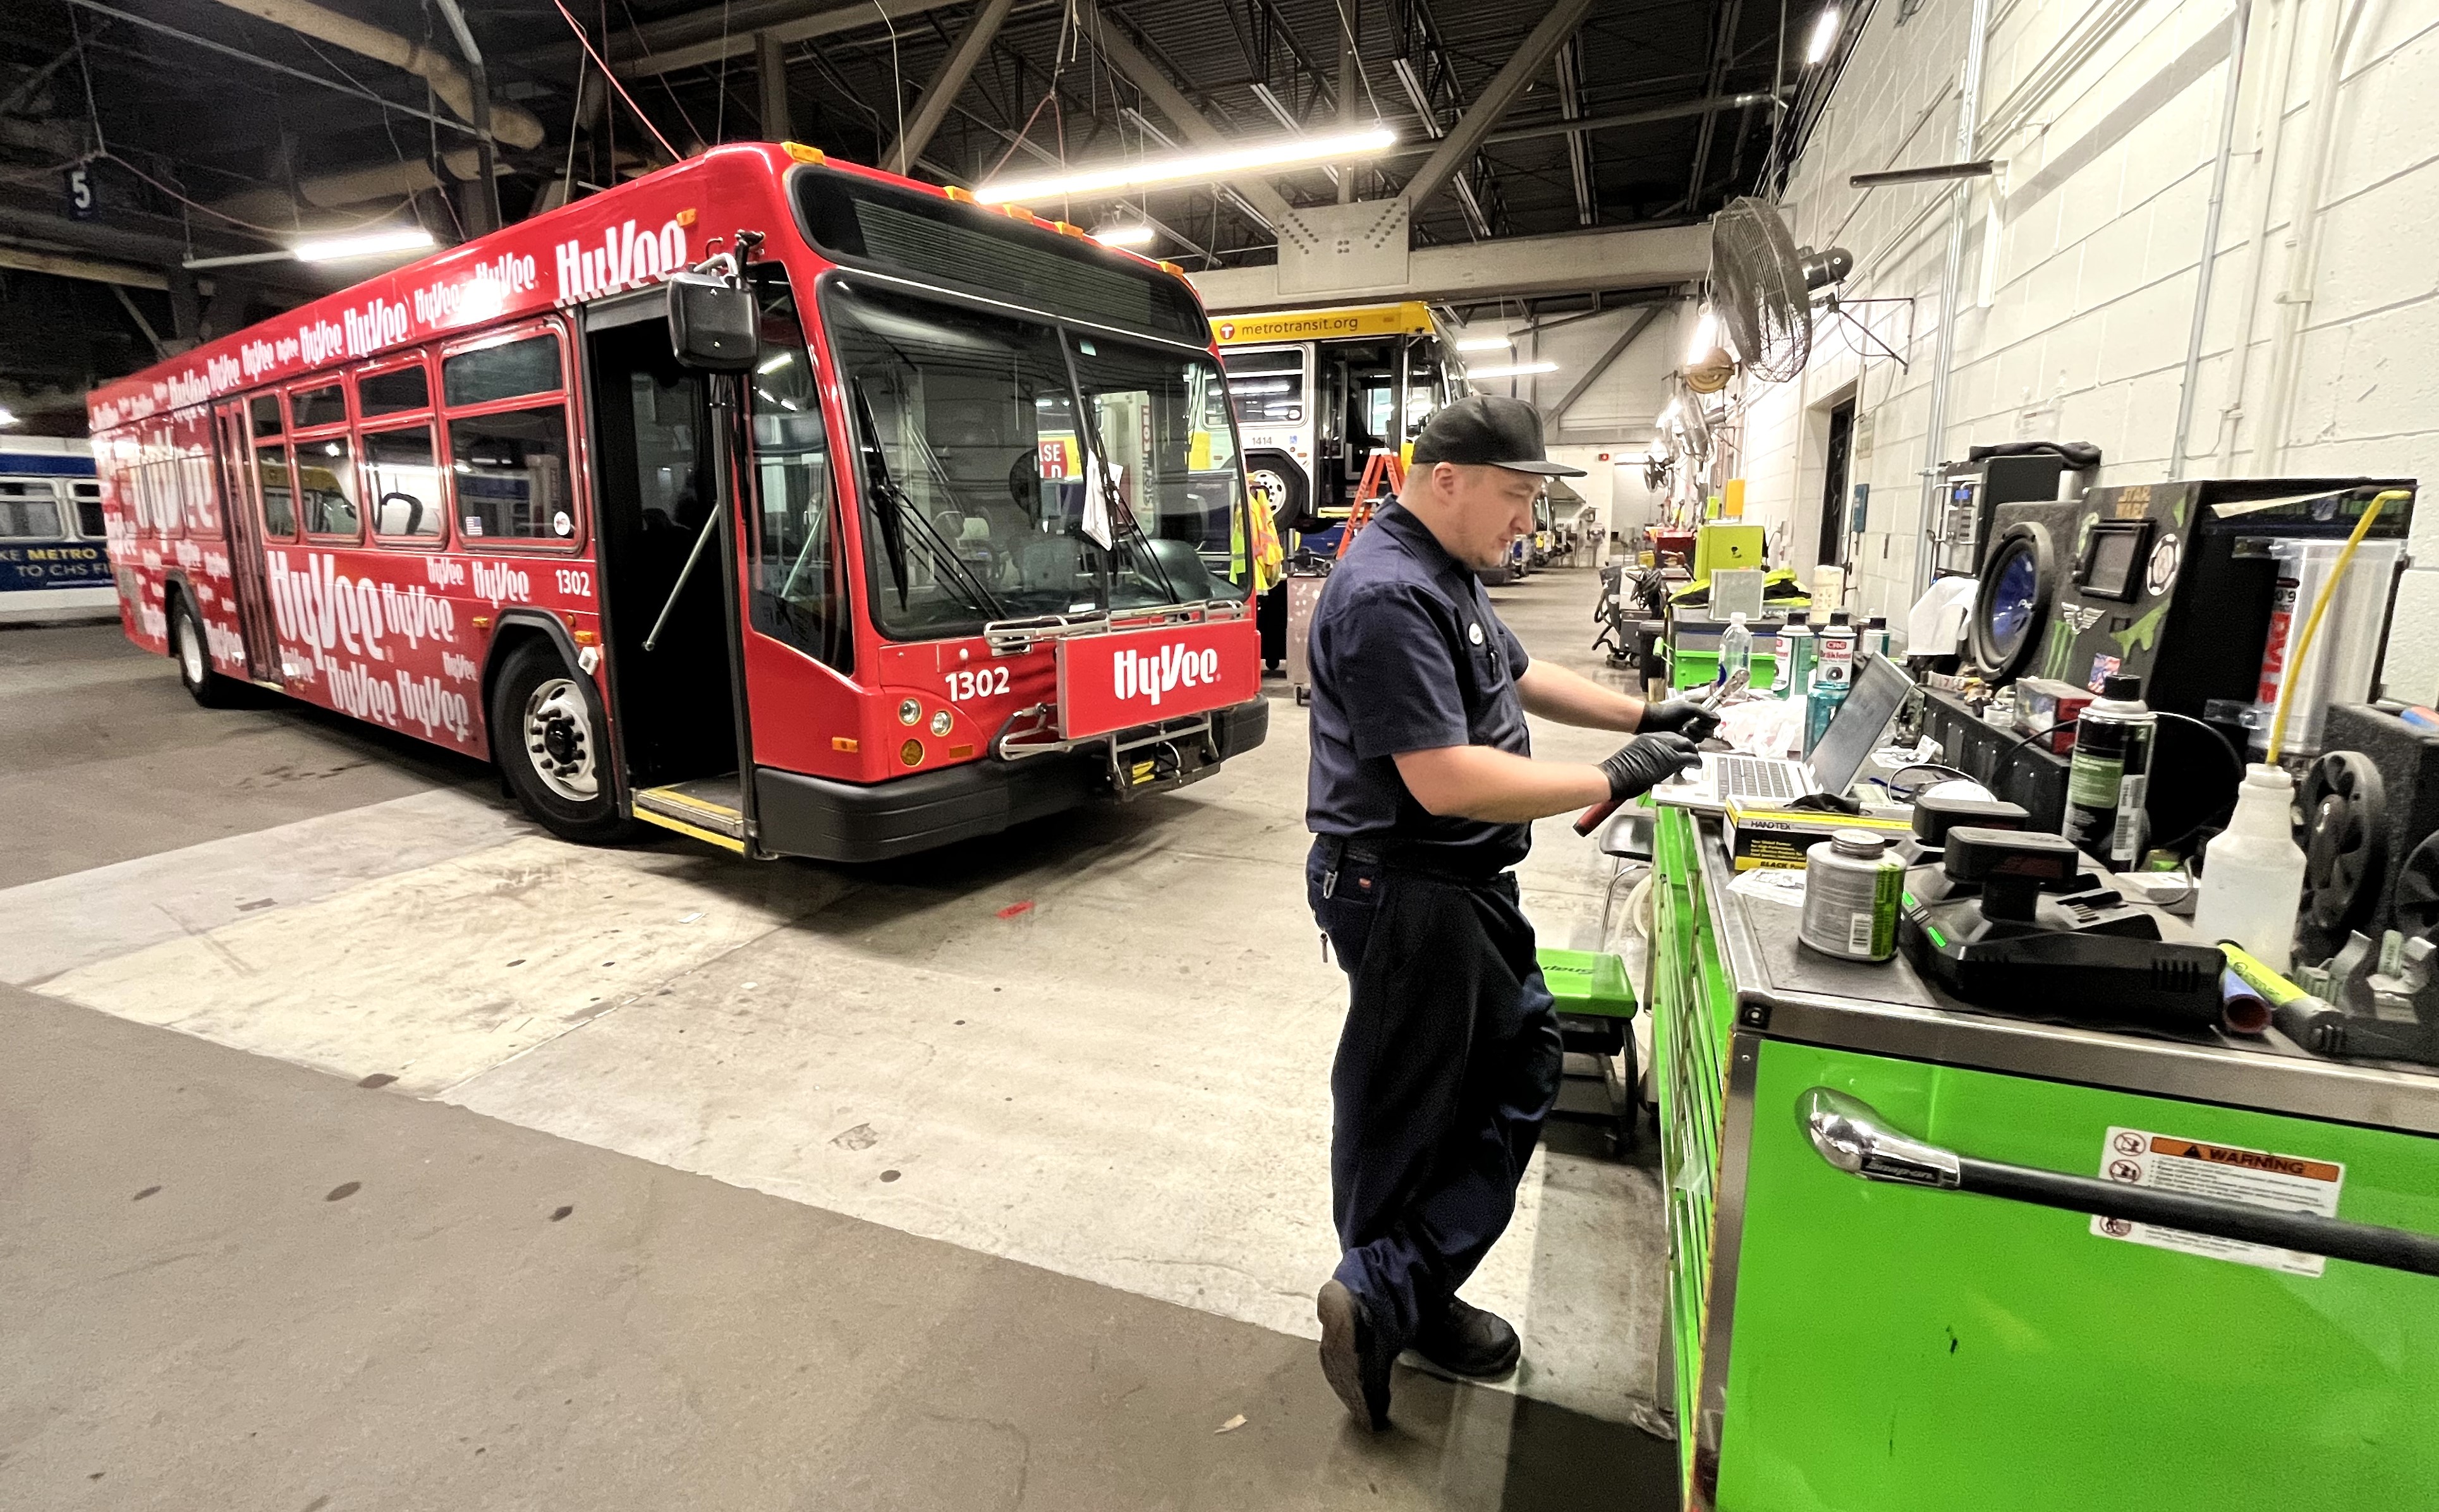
[2265,488,2412,765]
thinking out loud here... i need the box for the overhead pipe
[2167,0,2252,480]
[2258,0,2371,474]
[195,0,544,150]
[1914,0,1995,603]
[429,0,501,234]
[2215,0,2304,469]
[210,150,497,227]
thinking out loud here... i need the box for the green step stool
[1538,947,1641,1145]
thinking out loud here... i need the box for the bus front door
[581,306,753,852]
[210,399,283,682]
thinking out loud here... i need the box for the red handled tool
[1574,667,1748,837]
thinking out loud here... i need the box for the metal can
[1800,829,1902,962]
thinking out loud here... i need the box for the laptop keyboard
[1718,755,1801,802]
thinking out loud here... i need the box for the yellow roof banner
[1210,301,1433,345]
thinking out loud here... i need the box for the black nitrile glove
[1600,732,1704,800]
[1638,698,1723,741]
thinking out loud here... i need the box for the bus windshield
[824,277,1246,641]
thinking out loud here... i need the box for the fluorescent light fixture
[1092,222,1155,248]
[1455,335,1514,352]
[1686,308,1718,361]
[977,126,1397,205]
[1806,5,1841,64]
[756,351,795,374]
[1468,361,1559,380]
[293,227,436,262]
[1849,159,1999,189]
[0,406,17,428]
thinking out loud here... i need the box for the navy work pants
[1307,840,1564,1348]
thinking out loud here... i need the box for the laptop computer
[1655,651,1914,813]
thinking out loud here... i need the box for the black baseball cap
[1410,394,1586,477]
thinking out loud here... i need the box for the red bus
[88,142,1267,861]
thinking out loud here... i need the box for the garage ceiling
[0,0,1818,428]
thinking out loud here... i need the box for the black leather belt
[1316,833,1511,894]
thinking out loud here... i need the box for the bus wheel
[170,593,241,709]
[1246,451,1310,533]
[490,639,638,845]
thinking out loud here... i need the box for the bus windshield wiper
[849,378,1002,617]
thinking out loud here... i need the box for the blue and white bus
[0,437,113,623]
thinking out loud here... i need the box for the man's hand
[1598,733,1704,800]
[1637,698,1723,741]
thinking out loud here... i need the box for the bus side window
[296,433,362,538]
[0,480,63,539]
[71,481,104,537]
[366,427,444,540]
[256,444,298,538]
[746,272,850,673]
[449,408,571,541]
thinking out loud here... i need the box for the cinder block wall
[1734,0,2439,690]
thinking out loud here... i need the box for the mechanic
[1305,394,1717,1430]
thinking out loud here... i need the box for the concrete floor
[0,565,1677,1510]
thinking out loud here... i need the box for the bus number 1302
[945,667,1010,701]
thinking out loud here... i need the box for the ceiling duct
[196,0,544,150]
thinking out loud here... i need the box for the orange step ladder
[1335,450,1409,559]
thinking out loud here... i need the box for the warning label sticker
[2089,1127,2345,1276]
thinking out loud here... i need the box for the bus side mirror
[667,277,759,372]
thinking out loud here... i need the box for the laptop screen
[1808,653,1913,796]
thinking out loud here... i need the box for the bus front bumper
[753,696,1270,864]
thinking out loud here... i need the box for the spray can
[2062,674,2157,868]
[1773,612,1813,697]
[1815,610,1858,687]
[1801,829,1903,961]
[1863,615,1891,660]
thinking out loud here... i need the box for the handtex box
[1724,803,1913,870]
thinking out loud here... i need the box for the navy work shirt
[1306,499,1534,872]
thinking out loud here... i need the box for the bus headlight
[898,697,921,725]
[929,710,952,737]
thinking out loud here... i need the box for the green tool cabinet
[1646,805,2439,1511]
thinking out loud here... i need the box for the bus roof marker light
[975,126,1397,205]
[782,142,826,165]
[676,208,698,227]
[1806,6,1842,64]
[292,227,436,263]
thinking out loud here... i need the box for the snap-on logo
[1112,642,1223,708]
[554,217,690,303]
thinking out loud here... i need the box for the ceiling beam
[1551,303,1665,418]
[617,0,966,78]
[883,0,1015,176]
[1078,3,1292,227]
[1401,0,1598,213]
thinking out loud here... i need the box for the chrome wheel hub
[523,677,598,801]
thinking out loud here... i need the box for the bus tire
[1245,451,1312,534]
[169,591,241,709]
[489,639,639,845]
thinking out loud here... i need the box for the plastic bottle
[1718,611,1751,686]
[1773,612,1813,697]
[2189,765,2309,975]
[1804,675,1848,756]
[1863,615,1891,660]
[1815,610,1858,687]
[2061,674,2157,869]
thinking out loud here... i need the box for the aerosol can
[2062,674,2156,868]
[1773,612,1813,697]
[1815,610,1858,687]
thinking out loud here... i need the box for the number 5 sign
[65,164,96,221]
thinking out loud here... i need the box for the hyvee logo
[554,217,690,303]
[1111,642,1224,708]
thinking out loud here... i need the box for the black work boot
[1411,1295,1520,1380]
[1316,1279,1394,1430]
